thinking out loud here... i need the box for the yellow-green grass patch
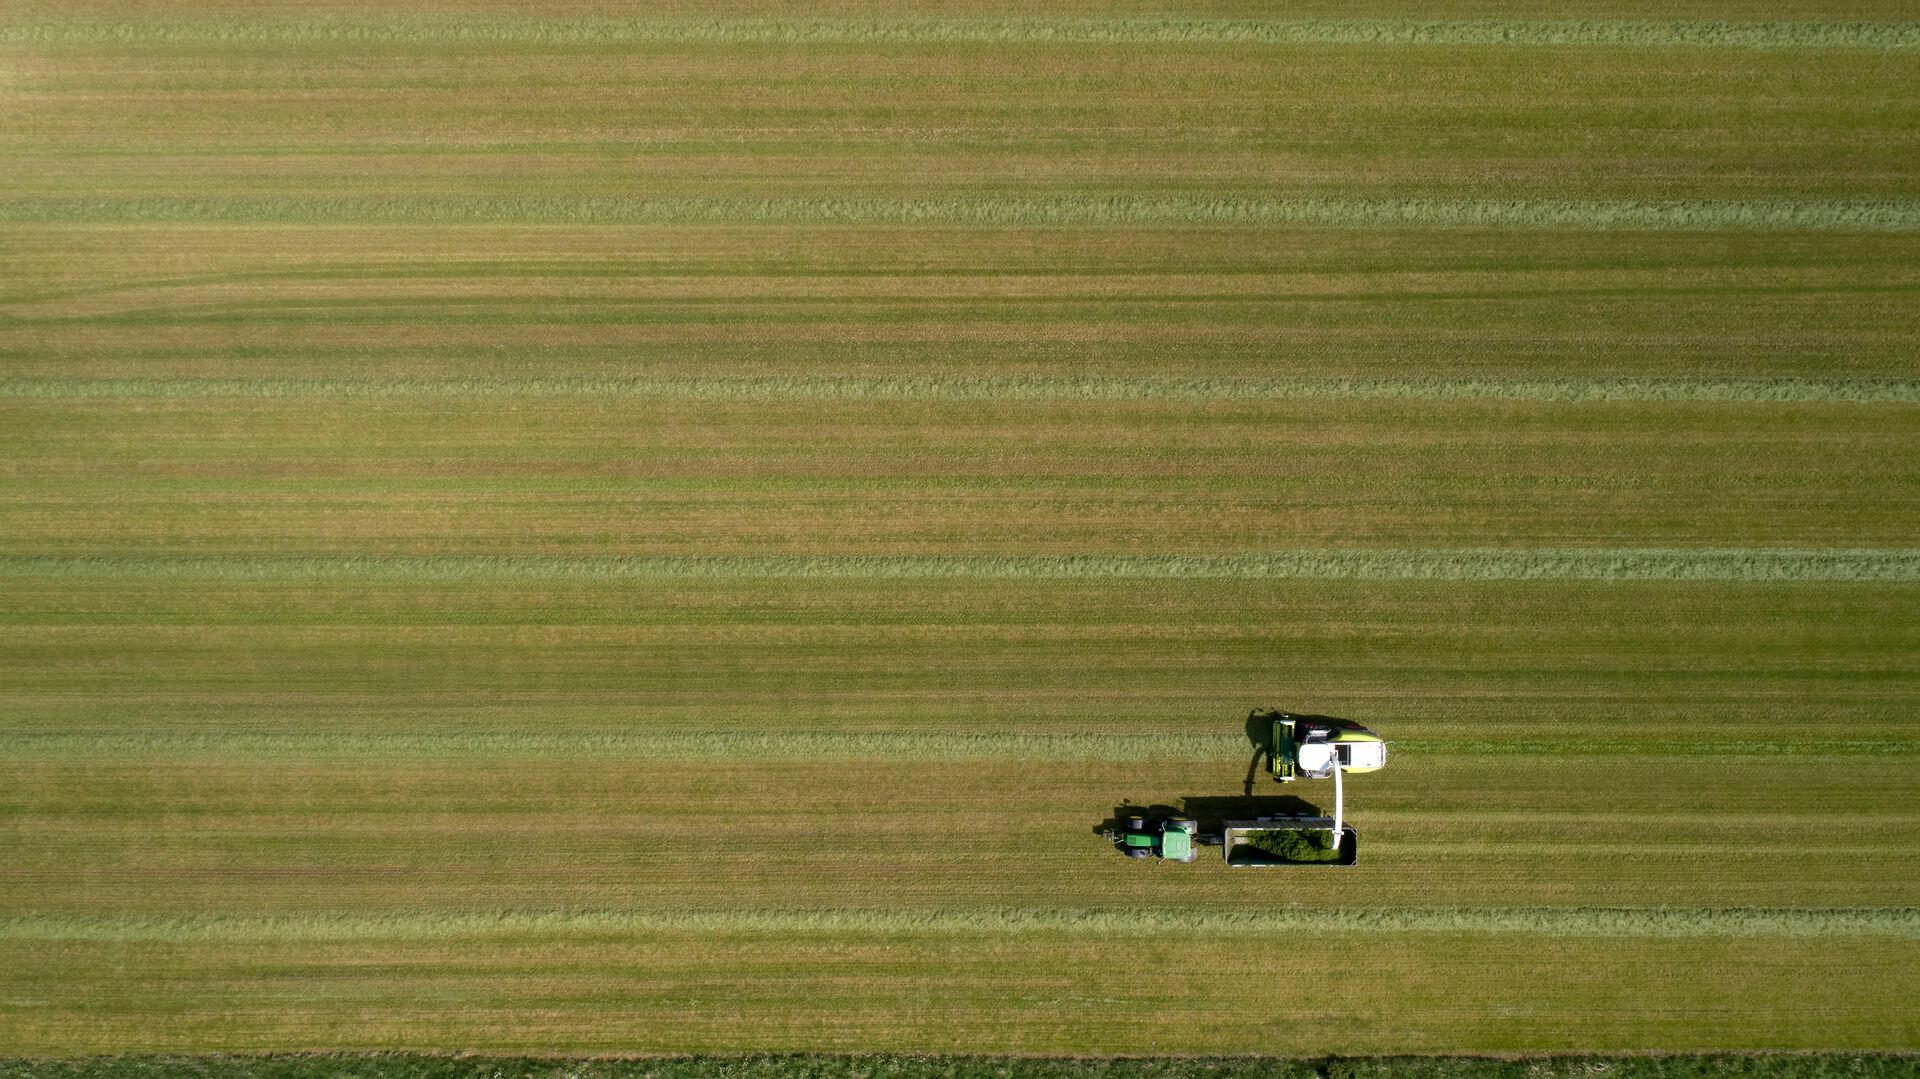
[1,918,1914,1054]
[9,227,1917,384]
[5,37,1917,205]
[5,398,1917,554]
[3,753,1916,912]
[5,0,1919,1057]
[2,577,1911,748]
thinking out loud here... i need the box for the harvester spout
[1331,761,1344,850]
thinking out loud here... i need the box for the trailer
[1221,817,1358,866]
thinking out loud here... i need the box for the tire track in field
[5,376,1917,403]
[4,551,1916,583]
[4,18,1916,49]
[4,906,1913,942]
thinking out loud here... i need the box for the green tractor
[1258,709,1388,783]
[1106,811,1198,862]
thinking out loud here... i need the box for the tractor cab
[1110,812,1198,862]
[1157,819,1196,862]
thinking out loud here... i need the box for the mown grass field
[2,0,1917,1060]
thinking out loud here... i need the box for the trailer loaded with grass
[1223,820,1357,867]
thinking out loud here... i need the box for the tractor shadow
[1092,795,1322,844]
[1091,802,1182,836]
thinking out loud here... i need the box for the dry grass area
[5,926,1914,1054]
[4,397,1917,553]
[8,227,1918,382]
[1,0,1916,1059]
[5,753,1918,913]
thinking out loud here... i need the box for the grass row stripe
[3,552,1916,583]
[4,196,1916,231]
[3,908,1913,943]
[5,376,1918,405]
[3,18,1916,49]
[1,733,1905,762]
[0,731,1244,763]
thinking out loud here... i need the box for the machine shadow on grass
[1242,710,1273,794]
[1092,794,1321,845]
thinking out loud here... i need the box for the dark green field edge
[4,376,1916,404]
[3,18,1917,48]
[4,552,1916,583]
[4,196,1915,231]
[0,1052,1912,1075]
[0,1053,1915,1079]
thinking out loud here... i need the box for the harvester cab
[1263,711,1387,783]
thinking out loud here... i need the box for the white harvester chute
[1299,739,1350,845]
[1330,757,1343,850]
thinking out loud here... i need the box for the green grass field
[2,0,1917,1061]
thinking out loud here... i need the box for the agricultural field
[2,0,1917,1063]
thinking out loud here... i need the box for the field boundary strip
[0,732,1907,762]
[2,907,1913,942]
[0,1054,1906,1079]
[4,551,1917,582]
[5,376,1918,404]
[3,18,1916,49]
[3,196,1917,231]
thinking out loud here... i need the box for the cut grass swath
[5,376,1917,404]
[3,907,1915,943]
[5,18,1918,49]
[5,196,1917,231]
[4,551,1916,582]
